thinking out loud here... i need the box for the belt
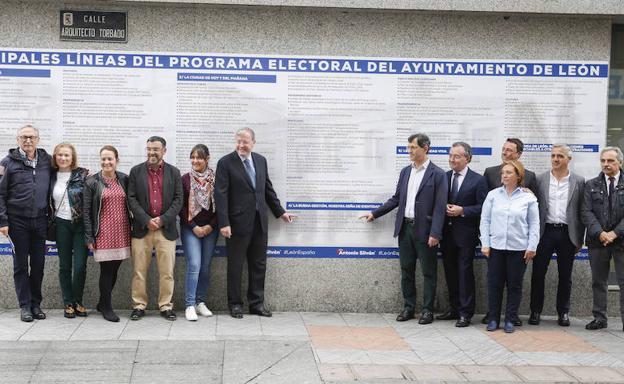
[546,223,567,228]
[404,217,415,224]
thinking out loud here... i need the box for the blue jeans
[181,225,218,307]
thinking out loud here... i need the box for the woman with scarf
[179,144,218,321]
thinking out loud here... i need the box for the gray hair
[236,127,256,142]
[552,143,572,159]
[17,124,39,136]
[451,141,472,162]
[601,146,624,163]
[407,133,430,152]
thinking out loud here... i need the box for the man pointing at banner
[215,128,295,319]
[361,133,447,324]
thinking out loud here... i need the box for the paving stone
[69,313,129,340]
[405,364,465,381]
[1,364,36,384]
[31,364,133,384]
[308,325,409,350]
[314,348,373,364]
[511,365,578,382]
[119,315,172,340]
[166,312,216,340]
[39,340,138,365]
[456,365,521,381]
[300,312,347,326]
[0,341,49,366]
[317,364,355,381]
[563,366,624,382]
[350,364,406,380]
[131,363,220,384]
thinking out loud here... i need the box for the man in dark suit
[481,137,537,325]
[581,146,624,331]
[529,144,584,327]
[483,138,537,192]
[128,136,183,321]
[215,128,294,319]
[362,133,447,324]
[437,142,487,327]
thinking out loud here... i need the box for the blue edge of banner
[0,244,589,260]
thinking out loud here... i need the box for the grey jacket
[535,170,585,248]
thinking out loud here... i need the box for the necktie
[244,158,256,189]
[451,172,460,203]
[609,176,616,212]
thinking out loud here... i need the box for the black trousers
[98,260,122,310]
[487,249,527,324]
[9,215,47,309]
[530,224,576,315]
[226,213,268,308]
[441,235,476,318]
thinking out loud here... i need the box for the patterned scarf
[188,167,215,221]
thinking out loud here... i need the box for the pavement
[2,309,624,383]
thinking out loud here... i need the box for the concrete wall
[0,0,616,315]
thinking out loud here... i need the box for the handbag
[47,184,69,242]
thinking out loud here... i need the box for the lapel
[138,163,149,207]
[162,163,170,203]
[566,172,576,209]
[416,162,434,198]
[456,168,473,197]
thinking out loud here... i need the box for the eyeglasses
[146,147,162,153]
[18,135,38,142]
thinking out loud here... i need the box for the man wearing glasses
[127,136,183,321]
[0,125,52,322]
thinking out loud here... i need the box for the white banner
[0,48,608,258]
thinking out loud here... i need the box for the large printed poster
[0,48,609,258]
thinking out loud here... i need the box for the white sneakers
[196,302,213,317]
[185,306,198,321]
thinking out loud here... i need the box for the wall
[0,0,614,314]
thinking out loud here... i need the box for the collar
[147,161,164,172]
[238,153,252,163]
[452,166,468,177]
[18,147,37,161]
[550,170,570,182]
[605,172,621,183]
[412,158,429,171]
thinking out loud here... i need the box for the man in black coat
[215,128,294,319]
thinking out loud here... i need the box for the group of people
[0,125,293,323]
[2,125,624,333]
[364,134,624,334]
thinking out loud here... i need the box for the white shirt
[405,159,429,218]
[53,171,72,220]
[450,166,468,194]
[546,171,569,225]
[605,172,621,195]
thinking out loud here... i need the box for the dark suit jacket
[215,151,285,236]
[372,160,448,242]
[127,161,183,240]
[483,164,537,193]
[536,170,585,248]
[443,168,488,247]
[581,171,624,248]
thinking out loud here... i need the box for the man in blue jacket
[362,133,447,324]
[0,125,52,322]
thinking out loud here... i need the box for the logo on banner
[63,13,73,26]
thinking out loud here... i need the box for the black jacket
[127,162,183,241]
[581,171,624,249]
[0,148,51,226]
[49,167,89,222]
[83,171,130,245]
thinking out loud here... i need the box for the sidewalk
[1,309,624,383]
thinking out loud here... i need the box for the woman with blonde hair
[480,159,540,333]
[49,142,89,318]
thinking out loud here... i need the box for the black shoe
[396,309,415,322]
[230,305,243,319]
[528,312,540,325]
[436,311,459,320]
[130,308,145,321]
[20,307,33,322]
[585,319,607,330]
[160,309,177,321]
[558,313,570,327]
[31,306,46,320]
[455,316,471,327]
[418,311,434,325]
[481,314,489,324]
[512,318,523,327]
[249,305,272,317]
[102,309,120,323]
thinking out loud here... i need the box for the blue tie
[451,172,460,203]
[244,158,256,189]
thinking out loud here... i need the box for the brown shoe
[73,304,88,317]
[64,304,75,319]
